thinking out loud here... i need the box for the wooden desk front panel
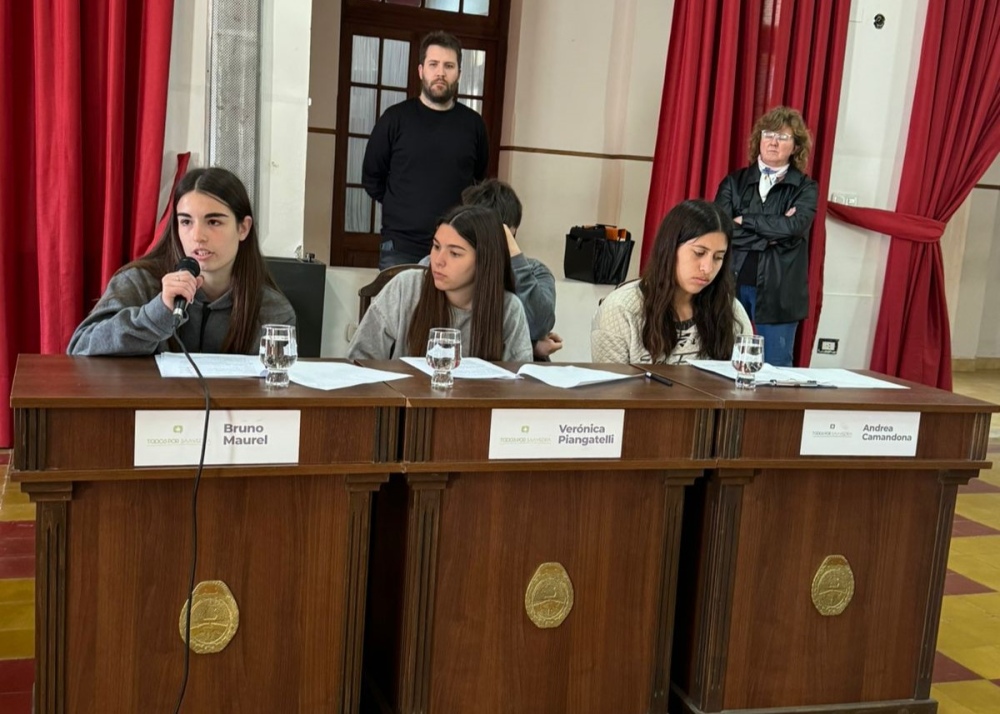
[38,406,383,471]
[735,409,988,462]
[64,475,348,713]
[722,468,938,709]
[427,468,677,714]
[422,408,706,462]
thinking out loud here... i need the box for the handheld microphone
[172,257,201,324]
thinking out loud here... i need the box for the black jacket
[714,164,818,323]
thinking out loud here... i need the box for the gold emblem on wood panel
[525,562,574,628]
[811,555,855,616]
[178,580,240,654]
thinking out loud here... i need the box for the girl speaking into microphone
[68,167,294,356]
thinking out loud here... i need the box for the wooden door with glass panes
[330,0,508,267]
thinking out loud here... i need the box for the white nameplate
[800,410,920,457]
[134,410,301,466]
[488,409,625,460]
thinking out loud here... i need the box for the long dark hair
[126,167,279,354]
[406,205,515,359]
[640,200,736,361]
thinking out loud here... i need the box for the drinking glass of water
[426,328,462,390]
[260,324,297,388]
[732,334,764,390]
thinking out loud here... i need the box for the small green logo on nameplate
[173,425,184,434]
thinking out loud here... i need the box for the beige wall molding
[499,144,653,162]
[952,358,1000,372]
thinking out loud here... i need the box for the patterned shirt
[590,281,753,364]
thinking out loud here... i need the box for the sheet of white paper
[517,364,637,389]
[287,362,410,390]
[780,368,907,389]
[155,353,264,378]
[401,356,518,380]
[688,360,811,384]
[688,360,908,389]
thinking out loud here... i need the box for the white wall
[953,157,1000,360]
[162,0,209,210]
[163,0,311,257]
[256,0,312,257]
[811,0,928,368]
[493,0,672,362]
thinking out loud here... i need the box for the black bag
[563,225,634,284]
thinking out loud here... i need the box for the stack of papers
[516,364,637,389]
[154,353,410,390]
[687,360,907,389]
[401,356,518,380]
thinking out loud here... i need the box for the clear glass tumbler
[426,327,462,390]
[732,334,765,390]
[259,324,297,388]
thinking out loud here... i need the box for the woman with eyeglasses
[714,106,818,367]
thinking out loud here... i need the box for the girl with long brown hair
[68,167,295,355]
[348,204,532,361]
[591,200,752,364]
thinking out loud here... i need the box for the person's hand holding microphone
[162,257,204,324]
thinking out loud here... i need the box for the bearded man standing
[362,31,490,269]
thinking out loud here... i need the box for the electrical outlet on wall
[829,192,859,206]
[817,338,839,355]
[345,323,357,342]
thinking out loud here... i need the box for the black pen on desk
[645,371,673,387]
[766,379,838,389]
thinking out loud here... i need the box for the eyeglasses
[762,130,793,142]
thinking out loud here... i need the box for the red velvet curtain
[641,0,851,366]
[829,0,1000,390]
[0,0,175,446]
[758,2,851,366]
[640,0,764,259]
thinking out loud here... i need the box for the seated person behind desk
[67,167,295,356]
[419,179,560,360]
[591,199,752,364]
[348,204,532,361]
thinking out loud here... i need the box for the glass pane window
[459,97,483,115]
[381,39,410,88]
[351,36,378,85]
[459,49,486,96]
[349,86,377,134]
[345,188,372,233]
[380,89,407,116]
[464,0,489,15]
[425,0,460,12]
[346,137,367,184]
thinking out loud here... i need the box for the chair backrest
[265,256,326,358]
[358,264,427,322]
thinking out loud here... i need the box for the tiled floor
[0,372,999,713]
[0,449,33,714]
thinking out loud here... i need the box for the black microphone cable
[170,328,211,714]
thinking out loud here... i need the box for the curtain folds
[831,0,1000,389]
[641,0,851,366]
[0,0,174,446]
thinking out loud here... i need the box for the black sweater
[362,98,488,256]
